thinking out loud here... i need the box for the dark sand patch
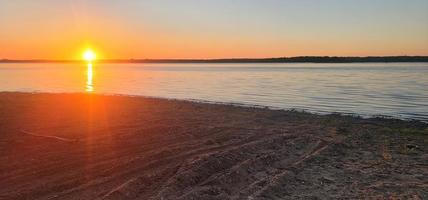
[0,92,427,199]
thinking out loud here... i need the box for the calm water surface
[1,63,427,121]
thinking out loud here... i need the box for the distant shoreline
[1,56,428,64]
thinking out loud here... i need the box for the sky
[1,0,428,60]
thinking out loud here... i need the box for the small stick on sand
[20,130,78,143]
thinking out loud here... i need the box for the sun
[83,49,96,62]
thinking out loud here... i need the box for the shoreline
[0,92,427,199]
[2,91,426,124]
[2,56,428,64]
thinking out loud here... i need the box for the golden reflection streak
[86,62,94,92]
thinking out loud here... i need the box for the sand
[0,92,427,199]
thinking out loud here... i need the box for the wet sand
[0,92,427,199]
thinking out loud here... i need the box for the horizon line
[1,56,428,64]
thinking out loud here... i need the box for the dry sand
[0,92,427,199]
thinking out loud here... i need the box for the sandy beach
[0,92,426,199]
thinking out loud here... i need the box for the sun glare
[86,62,94,92]
[83,49,96,62]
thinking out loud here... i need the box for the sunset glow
[1,1,427,60]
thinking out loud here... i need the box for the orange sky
[1,1,428,60]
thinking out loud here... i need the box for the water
[1,62,427,121]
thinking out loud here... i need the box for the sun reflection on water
[86,62,94,92]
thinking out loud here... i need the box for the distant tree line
[2,56,428,63]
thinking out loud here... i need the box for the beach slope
[0,93,426,199]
